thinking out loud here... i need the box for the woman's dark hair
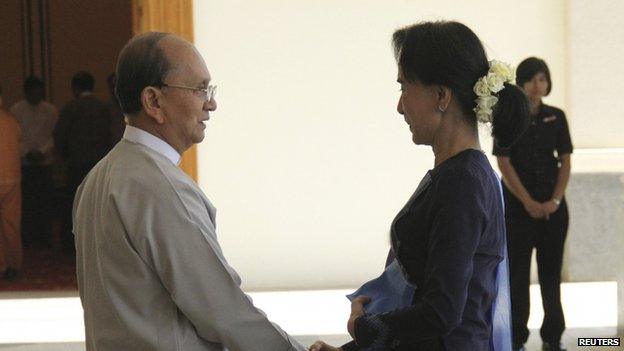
[392,21,529,149]
[71,71,95,92]
[516,57,551,96]
[115,32,171,115]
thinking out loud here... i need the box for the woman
[495,58,572,351]
[310,21,529,351]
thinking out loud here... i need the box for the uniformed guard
[494,57,573,351]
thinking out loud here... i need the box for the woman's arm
[342,168,498,348]
[543,154,571,214]
[496,156,546,219]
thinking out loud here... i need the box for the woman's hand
[523,198,546,219]
[309,341,342,351]
[347,296,370,338]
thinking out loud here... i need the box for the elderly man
[73,32,305,351]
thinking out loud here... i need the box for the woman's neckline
[432,148,484,171]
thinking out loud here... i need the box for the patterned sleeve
[341,314,396,351]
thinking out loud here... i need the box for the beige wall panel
[194,0,567,290]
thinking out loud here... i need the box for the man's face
[25,86,44,106]
[158,39,216,153]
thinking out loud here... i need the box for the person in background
[10,76,57,248]
[0,84,23,280]
[495,57,572,351]
[107,73,126,145]
[54,71,111,254]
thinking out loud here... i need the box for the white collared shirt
[10,100,58,162]
[122,125,181,165]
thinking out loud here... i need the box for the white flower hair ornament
[473,60,516,123]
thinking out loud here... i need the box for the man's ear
[436,85,452,112]
[141,87,165,124]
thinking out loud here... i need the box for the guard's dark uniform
[493,103,573,347]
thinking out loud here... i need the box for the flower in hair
[485,72,505,93]
[475,95,498,123]
[473,60,515,123]
[489,60,516,82]
[474,78,490,97]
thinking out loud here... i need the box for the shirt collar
[123,125,181,165]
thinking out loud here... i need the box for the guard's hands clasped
[523,199,546,219]
[541,200,559,215]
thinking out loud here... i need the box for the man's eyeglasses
[160,83,217,102]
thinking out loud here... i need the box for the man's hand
[523,199,546,219]
[347,296,370,338]
[309,341,342,351]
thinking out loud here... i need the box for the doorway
[0,0,133,291]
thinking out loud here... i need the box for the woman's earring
[438,106,445,113]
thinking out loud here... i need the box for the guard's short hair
[516,57,552,96]
[115,32,171,115]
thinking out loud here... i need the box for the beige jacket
[73,139,304,351]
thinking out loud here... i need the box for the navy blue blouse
[343,149,506,351]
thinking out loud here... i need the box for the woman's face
[396,71,441,145]
[522,72,549,101]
